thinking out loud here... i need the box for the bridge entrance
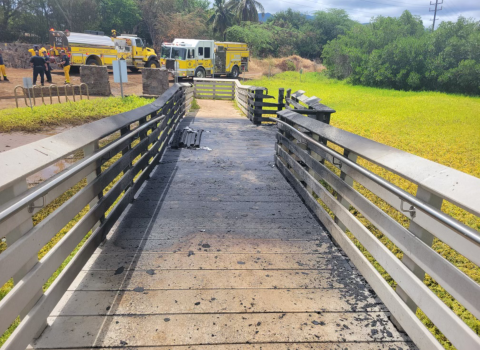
[29,100,411,349]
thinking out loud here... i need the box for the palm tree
[226,0,265,23]
[207,0,233,41]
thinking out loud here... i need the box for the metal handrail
[0,114,165,224]
[273,118,480,246]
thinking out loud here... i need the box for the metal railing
[0,83,193,350]
[274,105,480,350]
[14,83,90,108]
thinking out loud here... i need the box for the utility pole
[430,0,443,31]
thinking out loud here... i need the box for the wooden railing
[274,108,480,350]
[0,83,192,350]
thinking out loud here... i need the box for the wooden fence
[193,79,337,126]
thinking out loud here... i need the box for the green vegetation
[250,72,480,349]
[323,12,480,95]
[191,98,201,110]
[226,9,354,58]
[0,96,154,133]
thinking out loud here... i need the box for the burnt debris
[171,127,204,149]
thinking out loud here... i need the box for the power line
[430,0,443,30]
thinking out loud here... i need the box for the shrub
[322,12,480,95]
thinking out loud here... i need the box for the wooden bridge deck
[32,100,415,349]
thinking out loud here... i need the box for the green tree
[97,0,141,35]
[267,9,308,30]
[226,0,264,23]
[322,11,480,95]
[225,21,301,57]
[207,0,232,40]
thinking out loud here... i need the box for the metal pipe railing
[273,117,480,246]
[0,114,166,224]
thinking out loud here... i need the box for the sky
[260,0,480,27]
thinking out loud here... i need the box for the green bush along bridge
[0,78,479,350]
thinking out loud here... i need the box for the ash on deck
[33,100,416,349]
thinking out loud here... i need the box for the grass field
[250,72,480,349]
[0,95,154,133]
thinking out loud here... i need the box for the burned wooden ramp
[33,100,415,349]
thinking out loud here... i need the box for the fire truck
[160,39,249,78]
[48,30,159,71]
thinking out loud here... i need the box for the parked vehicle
[160,39,249,78]
[48,29,159,71]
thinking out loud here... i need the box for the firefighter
[42,51,53,83]
[29,50,47,86]
[59,50,70,84]
[28,45,47,56]
[0,49,9,82]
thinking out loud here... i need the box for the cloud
[259,0,480,26]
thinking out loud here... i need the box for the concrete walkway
[33,100,415,349]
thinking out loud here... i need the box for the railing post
[277,88,284,112]
[139,116,149,156]
[253,88,264,125]
[1,179,47,336]
[285,89,291,109]
[393,186,443,326]
[333,150,358,231]
[83,141,104,227]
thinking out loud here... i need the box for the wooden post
[277,88,284,112]
[253,88,263,125]
[285,89,291,109]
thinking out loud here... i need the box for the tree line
[0,0,265,49]
[1,0,352,59]
[2,1,479,95]
[323,11,480,95]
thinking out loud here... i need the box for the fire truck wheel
[147,60,160,68]
[86,58,98,66]
[195,68,206,78]
[231,65,239,78]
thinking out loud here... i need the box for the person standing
[29,50,47,86]
[0,49,9,82]
[60,50,70,84]
[43,51,53,83]
[29,45,47,56]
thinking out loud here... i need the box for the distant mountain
[258,12,314,22]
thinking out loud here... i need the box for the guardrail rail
[274,107,480,350]
[0,83,192,350]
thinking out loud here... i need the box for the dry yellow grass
[249,56,325,77]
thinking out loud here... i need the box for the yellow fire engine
[48,30,159,71]
[160,39,249,78]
